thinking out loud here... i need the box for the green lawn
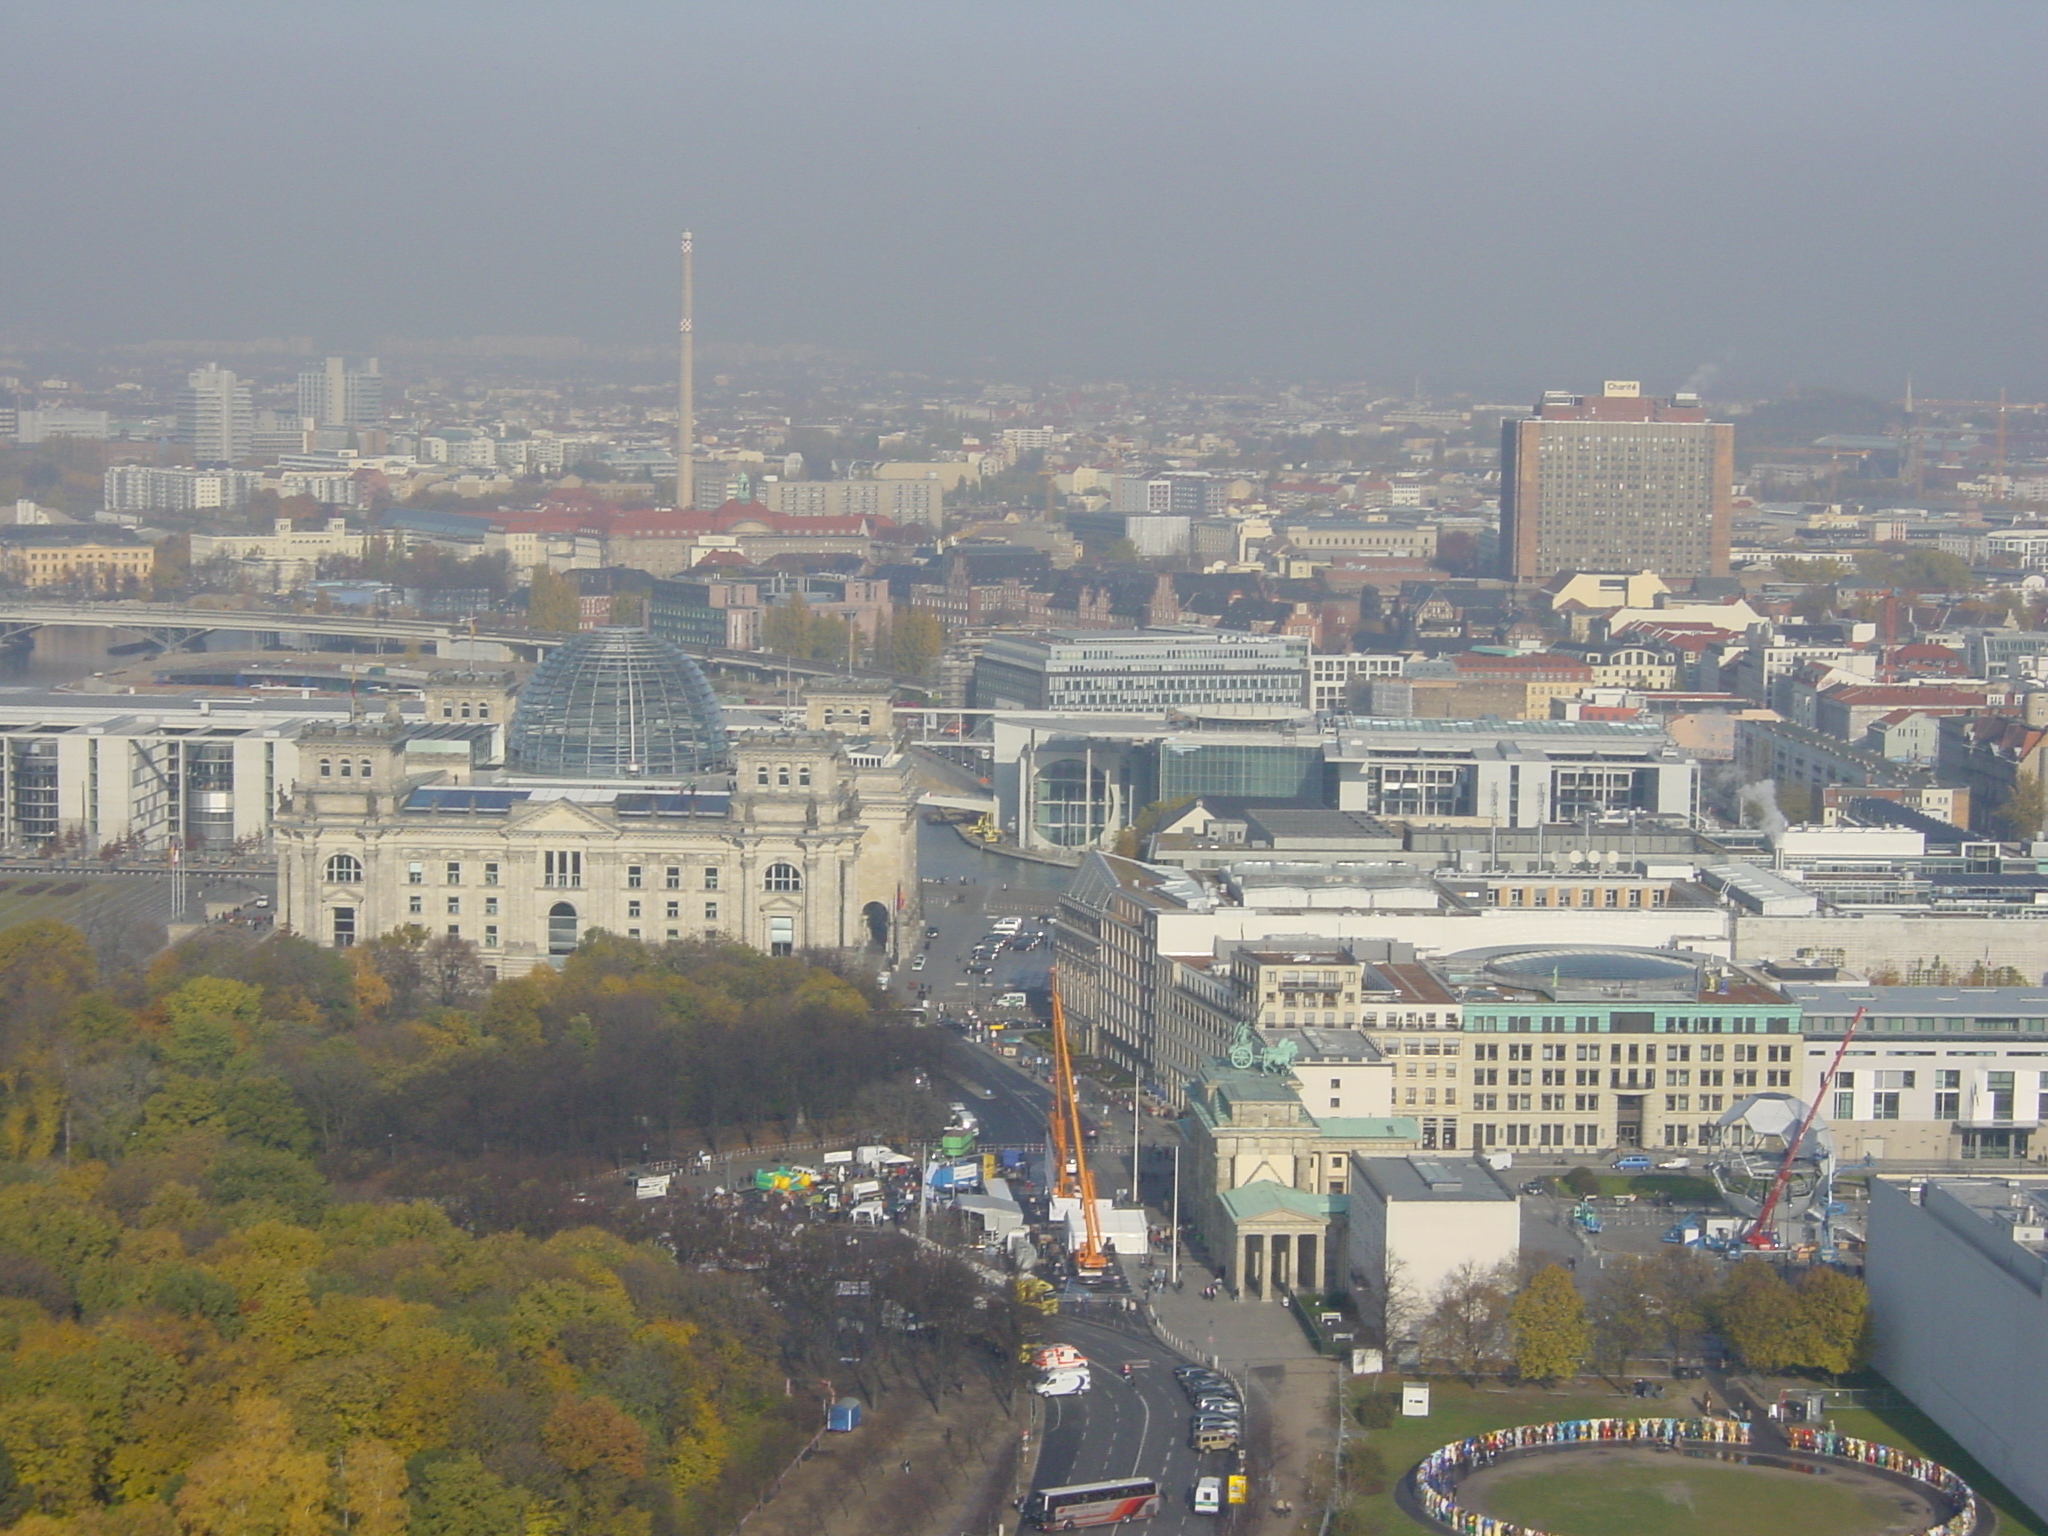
[1345,1377,2046,1536]
[1345,1381,1633,1534]
[1829,1395,2048,1536]
[1472,1457,1898,1536]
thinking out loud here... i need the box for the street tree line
[1395,1249,1869,1385]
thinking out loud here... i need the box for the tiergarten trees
[1507,1264,1588,1383]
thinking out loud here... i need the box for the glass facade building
[506,628,729,779]
[1157,741,1324,804]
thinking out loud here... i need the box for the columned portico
[1222,1191,1336,1299]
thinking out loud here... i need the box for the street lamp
[1169,1140,1181,1289]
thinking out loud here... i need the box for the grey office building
[971,629,1309,714]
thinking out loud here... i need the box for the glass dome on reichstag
[506,628,729,778]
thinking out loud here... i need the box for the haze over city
[9,0,2048,393]
[6,7,2048,1536]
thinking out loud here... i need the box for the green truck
[940,1127,978,1159]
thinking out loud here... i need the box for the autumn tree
[1996,768,2046,841]
[1418,1262,1512,1381]
[340,1436,409,1536]
[525,568,582,633]
[1715,1260,1813,1372]
[1794,1267,1870,1376]
[889,606,945,678]
[1507,1264,1588,1383]
[1587,1255,1662,1381]
[0,1398,94,1518]
[409,1454,526,1536]
[760,595,815,657]
[1642,1246,1719,1358]
[173,1396,329,1536]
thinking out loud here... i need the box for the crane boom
[1743,1008,1863,1249]
[1048,972,1107,1271]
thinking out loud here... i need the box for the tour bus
[1021,1477,1162,1529]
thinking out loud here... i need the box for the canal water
[0,626,135,687]
[915,818,1077,900]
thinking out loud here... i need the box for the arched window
[858,708,872,726]
[461,702,473,718]
[359,759,373,778]
[776,764,791,787]
[318,757,332,778]
[764,862,802,892]
[756,764,770,786]
[478,703,491,719]
[798,764,812,787]
[548,901,579,956]
[324,853,363,884]
[338,759,352,778]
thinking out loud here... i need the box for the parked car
[1192,1477,1223,1515]
[1612,1154,1654,1172]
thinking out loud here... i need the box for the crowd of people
[1785,1428,1978,1536]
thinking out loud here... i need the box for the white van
[994,992,1030,1009]
[1033,1368,1090,1397]
[991,917,1024,935]
[1192,1477,1222,1514]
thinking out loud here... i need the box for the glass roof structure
[506,628,729,779]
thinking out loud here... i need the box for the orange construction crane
[1048,972,1108,1272]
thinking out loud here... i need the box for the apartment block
[1499,382,1732,583]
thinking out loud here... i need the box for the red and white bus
[1021,1478,1161,1529]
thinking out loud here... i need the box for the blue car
[1612,1154,1653,1172]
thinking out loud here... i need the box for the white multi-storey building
[177,366,254,463]
[1783,984,2048,1162]
[296,356,382,428]
[105,465,261,513]
[188,517,372,587]
[757,478,944,526]
[15,408,112,444]
[0,702,312,852]
[1324,716,1698,827]
[971,629,1310,713]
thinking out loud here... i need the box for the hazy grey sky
[7,1,2047,396]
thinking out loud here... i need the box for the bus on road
[1021,1477,1161,1529]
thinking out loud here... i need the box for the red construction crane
[1743,1008,1863,1249]
[1048,972,1108,1272]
